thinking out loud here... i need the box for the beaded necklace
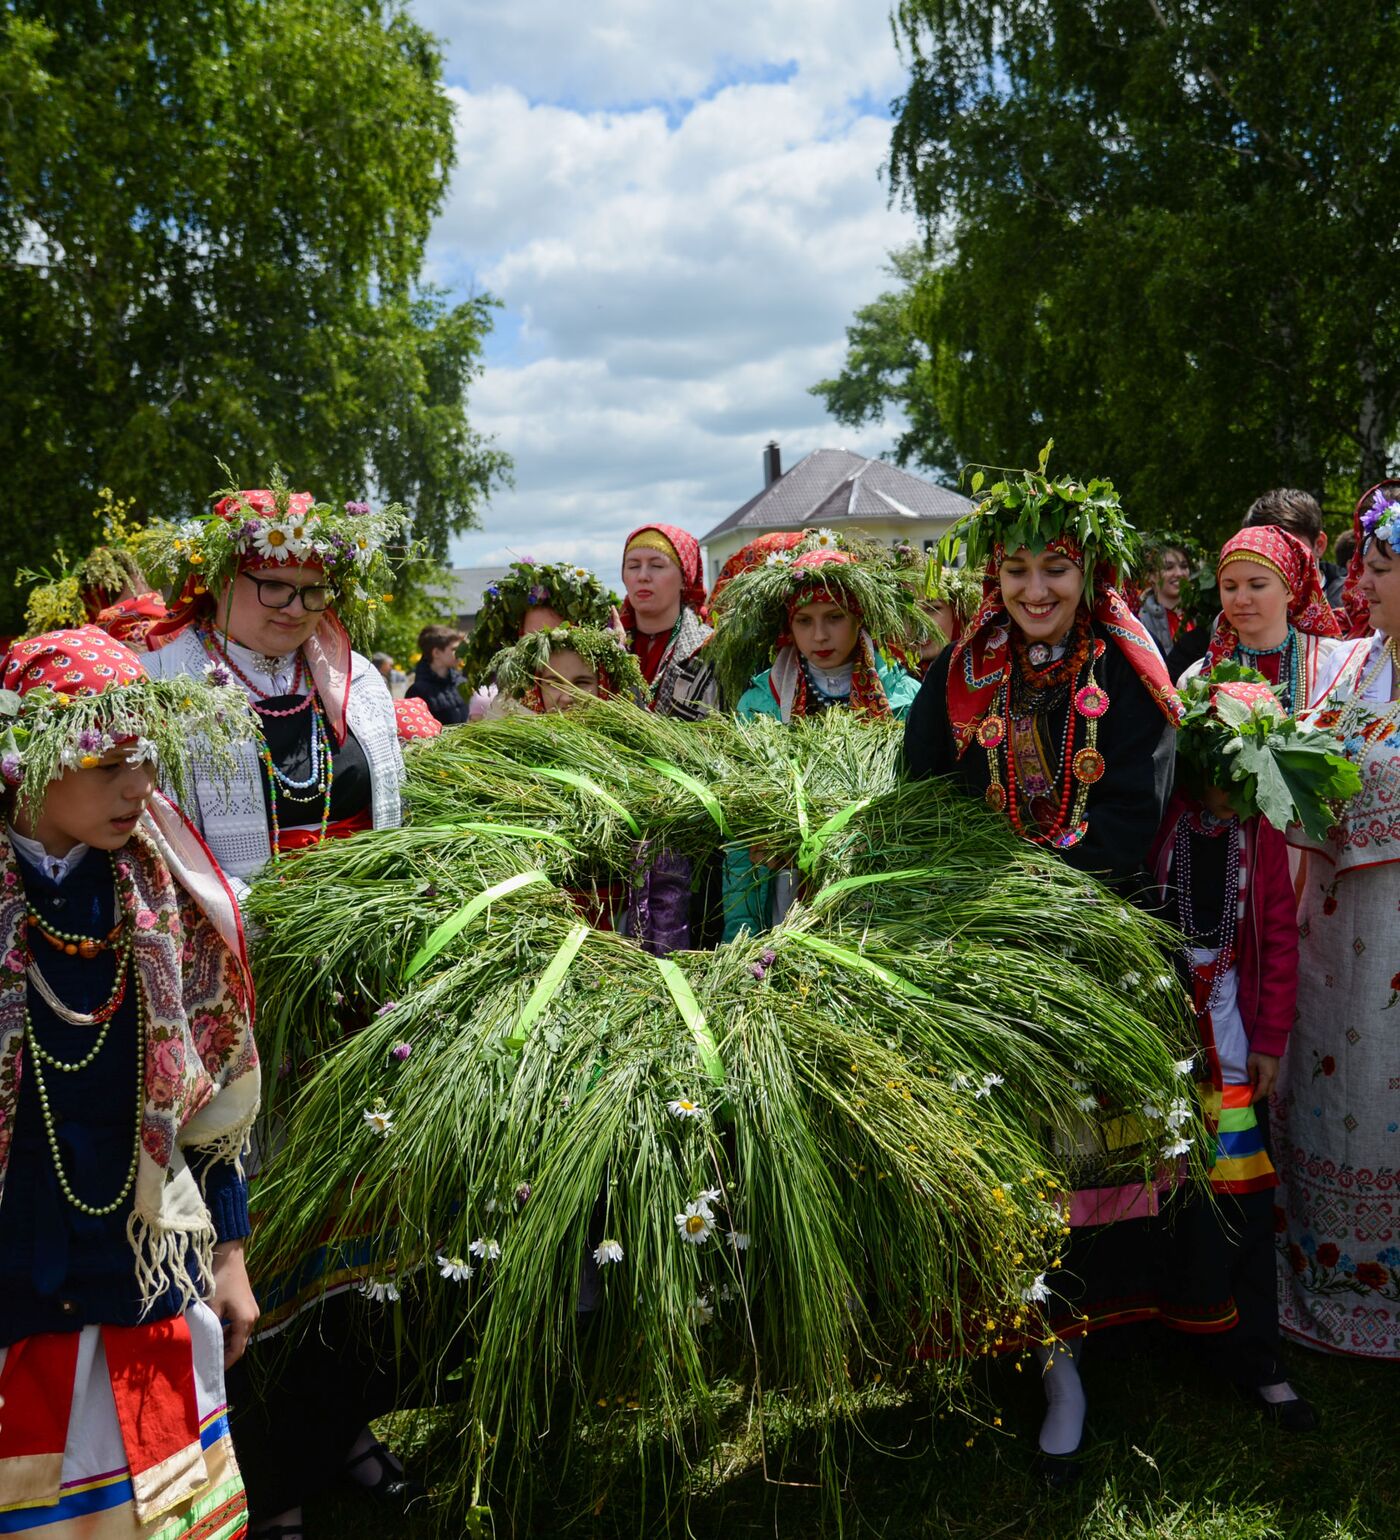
[199,630,335,858]
[799,654,853,711]
[978,621,1108,850]
[1334,636,1400,745]
[23,899,145,1217]
[1237,626,1303,714]
[1172,814,1241,1013]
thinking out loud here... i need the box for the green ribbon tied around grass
[533,766,641,837]
[404,870,551,982]
[505,922,590,1051]
[656,956,725,1087]
[644,757,730,836]
[427,820,575,849]
[785,931,932,1002]
[795,795,874,873]
[806,867,940,911]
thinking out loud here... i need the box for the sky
[407,0,922,574]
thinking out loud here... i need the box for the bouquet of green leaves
[1176,662,1362,840]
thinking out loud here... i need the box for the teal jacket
[722,651,919,941]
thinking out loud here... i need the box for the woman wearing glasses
[141,487,413,1539]
[141,487,405,896]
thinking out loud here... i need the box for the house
[699,443,974,587]
[442,565,514,630]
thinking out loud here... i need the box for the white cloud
[409,1,920,572]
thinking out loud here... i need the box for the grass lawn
[305,1336,1392,1538]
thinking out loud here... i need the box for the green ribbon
[404,870,550,981]
[505,923,589,1051]
[425,820,574,849]
[784,931,932,1002]
[656,956,725,1087]
[644,757,730,836]
[796,795,874,872]
[806,867,939,910]
[533,766,641,837]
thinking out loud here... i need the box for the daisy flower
[469,1237,501,1261]
[284,512,319,557]
[688,1294,715,1327]
[436,1255,473,1283]
[765,550,795,567]
[1163,1137,1192,1159]
[1021,1274,1051,1304]
[593,1239,624,1266]
[697,1186,723,1209]
[812,527,838,549]
[667,1097,704,1120]
[974,1073,1005,1099]
[251,521,294,561]
[675,1202,715,1245]
[360,1278,400,1303]
[727,1230,751,1251]
[362,1106,394,1137]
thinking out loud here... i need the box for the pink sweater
[1150,795,1298,1059]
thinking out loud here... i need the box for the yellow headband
[624,530,681,568]
[1218,550,1289,584]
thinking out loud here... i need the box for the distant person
[404,624,470,727]
[371,651,394,682]
[1242,488,1346,607]
[1138,542,1193,656]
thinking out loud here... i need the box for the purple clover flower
[208,665,231,688]
[344,500,371,515]
[527,585,551,606]
[375,1000,398,1017]
[78,727,104,752]
[1,752,21,785]
[391,1042,413,1062]
[750,962,766,981]
[759,948,777,967]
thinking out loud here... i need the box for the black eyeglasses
[244,575,331,612]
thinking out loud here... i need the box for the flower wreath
[140,469,408,649]
[1174,662,1361,842]
[16,490,156,634]
[0,627,253,818]
[487,624,647,706]
[946,442,1140,597]
[460,560,619,686]
[706,529,925,708]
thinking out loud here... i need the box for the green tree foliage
[0,1,509,631]
[817,0,1400,543]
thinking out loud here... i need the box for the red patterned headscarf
[393,696,443,742]
[1204,525,1340,670]
[2,624,148,699]
[709,530,804,608]
[619,523,707,629]
[94,593,168,647]
[1339,478,1400,638]
[945,535,1182,756]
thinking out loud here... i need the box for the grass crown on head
[487,624,647,703]
[140,466,409,649]
[460,560,619,686]
[944,441,1139,597]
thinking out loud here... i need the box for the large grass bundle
[245,703,1200,1518]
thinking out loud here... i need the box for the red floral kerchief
[1339,478,1400,639]
[1205,525,1340,670]
[393,696,443,742]
[946,534,1182,756]
[620,522,707,628]
[709,530,804,608]
[2,625,146,697]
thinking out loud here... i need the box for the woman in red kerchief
[1179,526,1370,711]
[0,629,259,1538]
[905,463,1181,890]
[904,463,1185,1483]
[140,481,420,1537]
[140,481,407,899]
[1337,477,1400,638]
[618,523,717,720]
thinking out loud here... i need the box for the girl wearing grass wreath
[903,458,1184,1481]
[1274,482,1400,1361]
[138,484,419,1539]
[483,622,646,719]
[1148,668,1362,1429]
[457,559,619,722]
[710,541,921,939]
[1177,526,1370,711]
[0,628,259,1537]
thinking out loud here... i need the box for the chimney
[763,441,782,488]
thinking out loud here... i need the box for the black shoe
[1240,1384,1320,1433]
[1032,1441,1084,1490]
[343,1440,428,1509]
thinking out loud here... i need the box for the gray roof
[699,449,972,544]
[444,565,514,619]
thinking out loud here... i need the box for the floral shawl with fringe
[0,796,259,1311]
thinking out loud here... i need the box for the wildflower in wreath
[593,1239,625,1266]
[437,1255,474,1283]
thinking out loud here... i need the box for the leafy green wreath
[459,560,619,686]
[487,624,646,703]
[246,702,1200,1519]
